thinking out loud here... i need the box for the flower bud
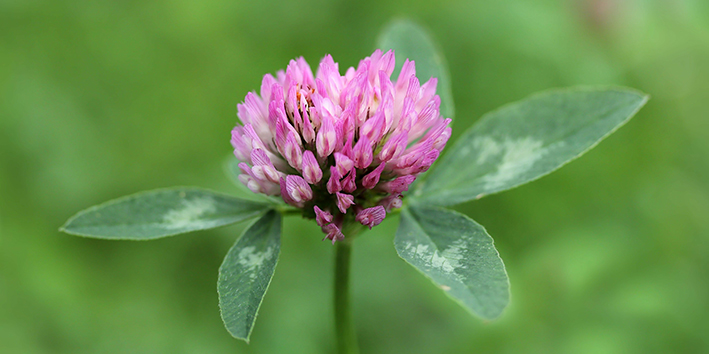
[314,206,333,227]
[285,175,313,203]
[335,192,354,213]
[362,163,385,189]
[322,223,344,244]
[378,194,403,212]
[342,168,357,193]
[353,136,373,169]
[327,166,342,194]
[356,206,386,229]
[284,132,303,170]
[301,150,322,184]
[379,131,408,162]
[379,175,416,194]
[334,152,354,176]
[316,114,337,157]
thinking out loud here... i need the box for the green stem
[334,238,359,354]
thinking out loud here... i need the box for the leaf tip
[222,321,252,343]
[219,306,255,344]
[58,219,79,236]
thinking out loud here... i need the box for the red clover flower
[231,50,451,242]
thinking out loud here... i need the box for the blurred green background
[2,0,708,353]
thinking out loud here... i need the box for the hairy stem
[334,238,359,354]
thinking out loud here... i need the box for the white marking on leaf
[413,244,430,257]
[441,238,467,270]
[163,197,217,229]
[405,238,469,276]
[237,246,275,280]
[481,137,547,190]
[473,136,502,164]
[430,250,454,273]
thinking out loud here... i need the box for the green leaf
[377,19,455,119]
[395,205,509,320]
[413,87,648,206]
[61,187,271,240]
[218,210,281,342]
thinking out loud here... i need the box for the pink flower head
[231,49,451,242]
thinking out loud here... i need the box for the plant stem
[334,238,359,354]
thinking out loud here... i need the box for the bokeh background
[2,0,708,353]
